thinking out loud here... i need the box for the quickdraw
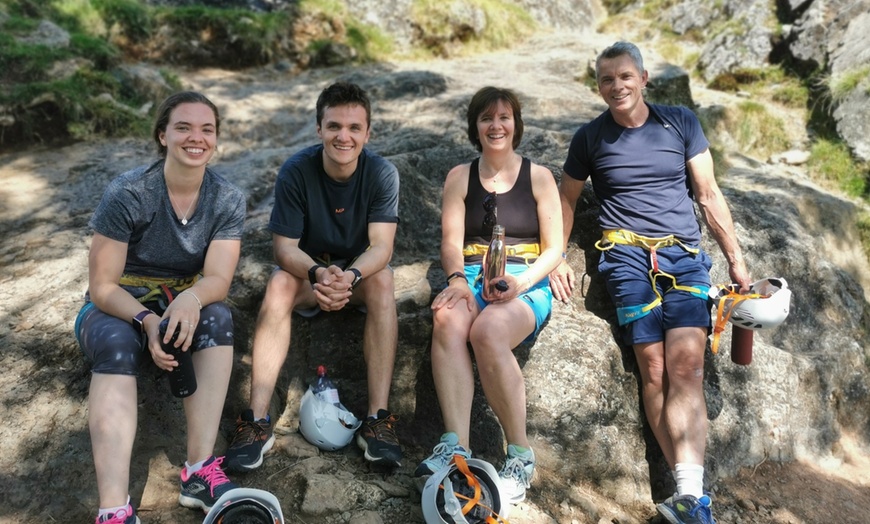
[439,454,510,524]
[596,229,709,326]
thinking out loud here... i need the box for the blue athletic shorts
[75,300,234,376]
[465,263,552,342]
[598,244,712,346]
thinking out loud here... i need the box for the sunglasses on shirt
[483,191,497,230]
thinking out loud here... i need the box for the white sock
[185,457,207,474]
[674,463,705,499]
[98,495,130,518]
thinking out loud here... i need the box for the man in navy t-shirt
[225,82,403,471]
[551,42,751,524]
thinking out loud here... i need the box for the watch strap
[348,267,363,289]
[133,310,154,334]
[446,271,465,285]
[308,264,323,286]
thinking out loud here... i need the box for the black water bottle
[159,318,197,398]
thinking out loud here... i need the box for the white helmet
[711,277,792,330]
[202,487,284,524]
[422,456,509,524]
[298,388,361,451]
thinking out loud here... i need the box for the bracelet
[182,290,202,310]
[445,271,465,285]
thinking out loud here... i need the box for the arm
[688,149,751,290]
[339,220,397,288]
[272,234,348,311]
[549,174,586,302]
[433,164,474,311]
[163,238,241,351]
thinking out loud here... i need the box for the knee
[361,268,395,308]
[262,270,303,310]
[667,357,705,385]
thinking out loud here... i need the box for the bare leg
[634,341,675,469]
[663,326,708,466]
[184,345,233,463]
[353,267,398,415]
[249,269,315,419]
[469,300,535,447]
[89,373,137,508]
[430,298,478,447]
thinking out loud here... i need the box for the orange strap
[711,289,764,354]
[441,455,510,524]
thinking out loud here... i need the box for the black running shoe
[178,456,238,512]
[224,409,275,473]
[356,409,402,467]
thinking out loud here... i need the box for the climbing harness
[463,242,540,264]
[596,229,709,326]
[119,273,200,310]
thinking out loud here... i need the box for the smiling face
[158,102,217,171]
[476,100,515,154]
[316,103,370,178]
[596,53,649,125]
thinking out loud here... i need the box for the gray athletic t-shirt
[89,160,246,279]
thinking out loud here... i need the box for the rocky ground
[1,28,869,524]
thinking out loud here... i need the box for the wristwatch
[132,310,155,334]
[446,271,465,285]
[348,268,363,290]
[308,264,323,286]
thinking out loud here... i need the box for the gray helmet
[202,488,284,524]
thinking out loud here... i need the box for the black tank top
[464,157,540,264]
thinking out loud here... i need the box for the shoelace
[100,508,132,524]
[232,420,266,446]
[368,415,399,445]
[428,442,456,466]
[500,456,531,488]
[195,457,231,496]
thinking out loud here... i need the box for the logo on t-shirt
[335,208,345,214]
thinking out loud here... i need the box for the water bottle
[311,365,341,406]
[731,326,754,365]
[482,224,507,301]
[159,318,197,398]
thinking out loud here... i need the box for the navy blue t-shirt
[563,103,709,244]
[269,145,400,259]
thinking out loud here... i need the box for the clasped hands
[312,265,356,311]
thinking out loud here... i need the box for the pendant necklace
[166,184,199,225]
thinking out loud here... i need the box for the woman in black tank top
[416,87,564,506]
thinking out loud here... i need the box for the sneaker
[224,409,275,473]
[656,494,716,524]
[356,409,402,467]
[498,444,535,503]
[414,432,472,477]
[95,505,139,524]
[178,455,238,512]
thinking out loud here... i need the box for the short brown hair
[466,86,524,152]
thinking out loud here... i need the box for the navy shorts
[75,300,234,376]
[598,244,712,346]
[465,263,553,342]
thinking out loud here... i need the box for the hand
[484,274,520,303]
[549,259,575,302]
[432,280,474,311]
[313,265,352,311]
[729,260,752,293]
[160,291,201,353]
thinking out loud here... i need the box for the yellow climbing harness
[462,242,540,264]
[596,229,709,326]
[119,273,200,306]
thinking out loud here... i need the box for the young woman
[76,91,245,524]
[415,86,563,504]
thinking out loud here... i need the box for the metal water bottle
[159,318,197,398]
[482,224,507,301]
[731,326,754,365]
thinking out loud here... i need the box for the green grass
[729,100,791,159]
[808,139,869,198]
[828,66,870,103]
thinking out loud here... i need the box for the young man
[550,42,750,524]
[225,81,402,471]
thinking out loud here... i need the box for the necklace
[166,184,199,225]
